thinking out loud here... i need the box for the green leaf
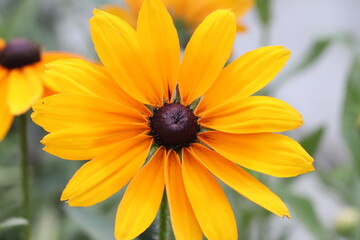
[289,38,331,76]
[342,58,360,172]
[287,195,329,240]
[256,0,271,26]
[65,206,114,240]
[285,33,356,79]
[300,126,325,156]
[0,217,28,230]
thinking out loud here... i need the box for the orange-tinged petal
[41,51,81,64]
[0,38,5,49]
[45,59,149,114]
[198,131,314,177]
[165,150,203,240]
[102,4,136,27]
[0,75,13,141]
[232,0,253,16]
[182,148,237,240]
[41,122,149,160]
[115,147,166,240]
[199,96,303,134]
[90,9,163,106]
[124,0,143,12]
[61,134,153,206]
[190,144,290,218]
[7,66,43,115]
[197,46,290,114]
[178,9,237,105]
[137,0,180,100]
[31,93,146,132]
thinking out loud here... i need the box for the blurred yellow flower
[32,0,314,239]
[103,0,253,31]
[0,38,78,140]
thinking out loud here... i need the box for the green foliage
[0,218,28,230]
[342,58,360,172]
[256,0,271,26]
[300,126,325,157]
[65,207,114,240]
[286,195,330,240]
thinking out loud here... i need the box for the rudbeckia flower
[32,0,314,239]
[102,0,252,32]
[0,38,79,140]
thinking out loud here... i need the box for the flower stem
[19,114,30,240]
[158,192,170,240]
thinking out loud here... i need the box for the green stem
[260,24,270,47]
[19,114,30,240]
[158,193,169,240]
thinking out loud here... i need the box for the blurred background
[0,0,360,239]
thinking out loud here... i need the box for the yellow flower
[32,0,314,239]
[0,38,78,140]
[103,0,252,32]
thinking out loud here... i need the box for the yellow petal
[165,150,203,240]
[182,148,237,240]
[61,134,153,206]
[41,122,149,160]
[198,131,315,177]
[7,66,43,115]
[178,9,237,105]
[45,59,149,114]
[90,9,163,106]
[199,96,303,134]
[0,75,13,141]
[31,93,146,132]
[197,46,290,114]
[137,0,180,101]
[191,144,290,218]
[115,147,166,240]
[40,52,84,94]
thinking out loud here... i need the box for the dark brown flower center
[149,103,199,150]
[0,38,41,69]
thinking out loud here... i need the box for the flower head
[32,0,314,239]
[0,37,79,140]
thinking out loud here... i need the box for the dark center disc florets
[0,38,41,69]
[149,103,200,150]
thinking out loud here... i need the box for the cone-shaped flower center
[0,38,41,69]
[150,103,199,150]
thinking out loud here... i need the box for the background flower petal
[0,76,13,141]
[199,131,315,177]
[7,67,43,115]
[115,147,165,240]
[182,148,238,240]
[61,135,152,206]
